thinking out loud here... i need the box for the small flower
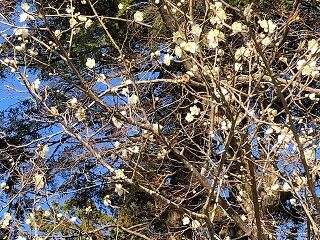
[279,56,287,63]
[103,195,111,206]
[234,63,242,71]
[265,128,273,135]
[308,39,319,54]
[174,46,182,58]
[115,184,124,196]
[43,211,50,217]
[190,105,200,116]
[54,30,61,37]
[240,215,247,221]
[77,15,87,22]
[129,94,139,104]
[118,3,124,10]
[231,21,243,33]
[183,42,198,54]
[207,29,224,48]
[258,19,276,33]
[33,79,41,90]
[75,107,86,121]
[191,219,201,229]
[85,58,95,69]
[190,24,202,37]
[289,198,297,206]
[261,36,272,46]
[163,54,173,66]
[85,19,93,29]
[112,116,123,128]
[19,13,30,22]
[69,97,77,107]
[21,3,30,11]
[271,183,280,191]
[14,28,29,37]
[66,6,75,14]
[33,173,45,190]
[85,206,92,214]
[215,8,227,23]
[38,145,49,158]
[69,18,78,28]
[152,123,163,132]
[25,218,32,225]
[173,31,183,43]
[309,93,316,101]
[134,11,144,22]
[182,216,190,225]
[0,182,8,190]
[114,169,127,180]
[185,113,194,122]
[282,182,291,191]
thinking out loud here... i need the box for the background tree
[0,0,319,239]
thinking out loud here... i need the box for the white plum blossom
[21,3,30,11]
[118,3,124,10]
[75,107,86,121]
[174,46,182,58]
[115,184,124,196]
[207,29,224,48]
[85,19,93,29]
[103,195,111,206]
[235,46,251,60]
[282,182,291,191]
[163,54,173,66]
[261,36,272,46]
[191,219,201,229]
[271,183,280,191]
[258,19,277,33]
[231,21,243,33]
[308,39,319,54]
[185,112,194,122]
[77,15,87,22]
[66,6,75,14]
[240,215,247,221]
[134,11,144,22]
[33,174,45,190]
[69,97,78,107]
[210,7,227,24]
[190,24,202,37]
[69,18,77,28]
[129,94,139,104]
[234,63,243,71]
[33,78,41,90]
[182,216,190,225]
[296,59,319,77]
[1,182,8,190]
[20,12,34,22]
[190,105,200,116]
[114,169,127,180]
[279,56,287,63]
[173,31,183,43]
[14,28,29,37]
[112,116,123,128]
[308,93,316,101]
[86,58,95,68]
